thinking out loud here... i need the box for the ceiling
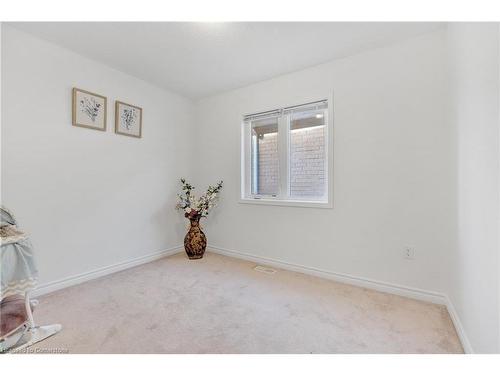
[9,22,443,99]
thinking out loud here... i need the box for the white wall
[194,30,454,295]
[447,23,500,354]
[1,26,194,286]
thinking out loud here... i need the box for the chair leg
[0,292,62,353]
[25,292,35,328]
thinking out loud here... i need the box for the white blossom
[176,179,223,218]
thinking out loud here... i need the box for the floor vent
[253,265,277,275]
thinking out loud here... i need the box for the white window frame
[240,95,333,209]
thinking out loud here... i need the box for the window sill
[239,197,332,209]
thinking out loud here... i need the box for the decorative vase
[184,216,207,259]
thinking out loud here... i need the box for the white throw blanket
[0,207,38,301]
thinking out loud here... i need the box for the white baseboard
[208,245,473,353]
[33,245,183,297]
[445,296,474,354]
[208,245,446,304]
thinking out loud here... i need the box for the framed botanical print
[115,101,143,138]
[72,88,107,131]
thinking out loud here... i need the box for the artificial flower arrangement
[176,178,223,259]
[176,178,224,220]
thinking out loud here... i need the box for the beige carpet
[30,251,463,353]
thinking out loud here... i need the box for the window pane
[289,109,326,199]
[251,117,279,196]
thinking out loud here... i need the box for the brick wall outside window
[290,126,325,197]
[256,126,325,197]
[257,133,279,195]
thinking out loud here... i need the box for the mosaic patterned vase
[184,216,207,259]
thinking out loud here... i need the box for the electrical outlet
[404,246,415,260]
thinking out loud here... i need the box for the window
[241,99,331,208]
